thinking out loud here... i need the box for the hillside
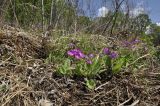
[0,26,160,106]
[0,0,160,106]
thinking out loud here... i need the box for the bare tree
[101,0,125,35]
[50,0,54,26]
[41,0,45,31]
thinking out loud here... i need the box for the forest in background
[0,0,159,34]
[1,0,160,48]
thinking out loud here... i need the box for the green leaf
[85,79,96,90]
[58,59,72,75]
[112,57,126,74]
[86,56,101,77]
[0,84,7,92]
[64,59,71,68]
[105,56,112,67]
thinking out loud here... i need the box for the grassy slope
[0,26,160,106]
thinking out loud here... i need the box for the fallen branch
[128,53,150,67]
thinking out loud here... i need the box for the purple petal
[131,39,140,44]
[86,60,92,64]
[109,52,118,59]
[74,49,82,53]
[67,50,75,56]
[78,52,85,58]
[123,41,131,47]
[67,49,86,59]
[89,54,94,58]
[75,55,82,59]
[103,48,110,55]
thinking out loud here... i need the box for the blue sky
[79,0,160,23]
[147,0,160,23]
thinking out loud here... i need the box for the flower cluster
[67,47,118,65]
[123,39,140,47]
[67,49,93,64]
[67,49,85,59]
[103,48,118,59]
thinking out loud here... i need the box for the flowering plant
[122,39,140,48]
[57,47,126,77]
[48,44,127,89]
[66,48,101,77]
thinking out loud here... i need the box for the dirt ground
[0,26,160,106]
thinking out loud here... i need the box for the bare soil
[0,26,160,106]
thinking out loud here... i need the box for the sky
[146,0,160,23]
[79,0,160,24]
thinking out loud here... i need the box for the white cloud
[137,1,144,7]
[130,1,147,18]
[130,7,145,17]
[98,7,109,17]
[156,22,160,26]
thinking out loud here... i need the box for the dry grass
[0,25,160,106]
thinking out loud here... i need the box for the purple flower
[103,47,118,59]
[75,51,85,59]
[109,52,118,59]
[75,55,82,59]
[131,39,140,44]
[86,59,92,64]
[67,49,85,60]
[123,41,132,47]
[123,39,140,47]
[67,50,75,56]
[103,48,111,55]
[89,54,94,58]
